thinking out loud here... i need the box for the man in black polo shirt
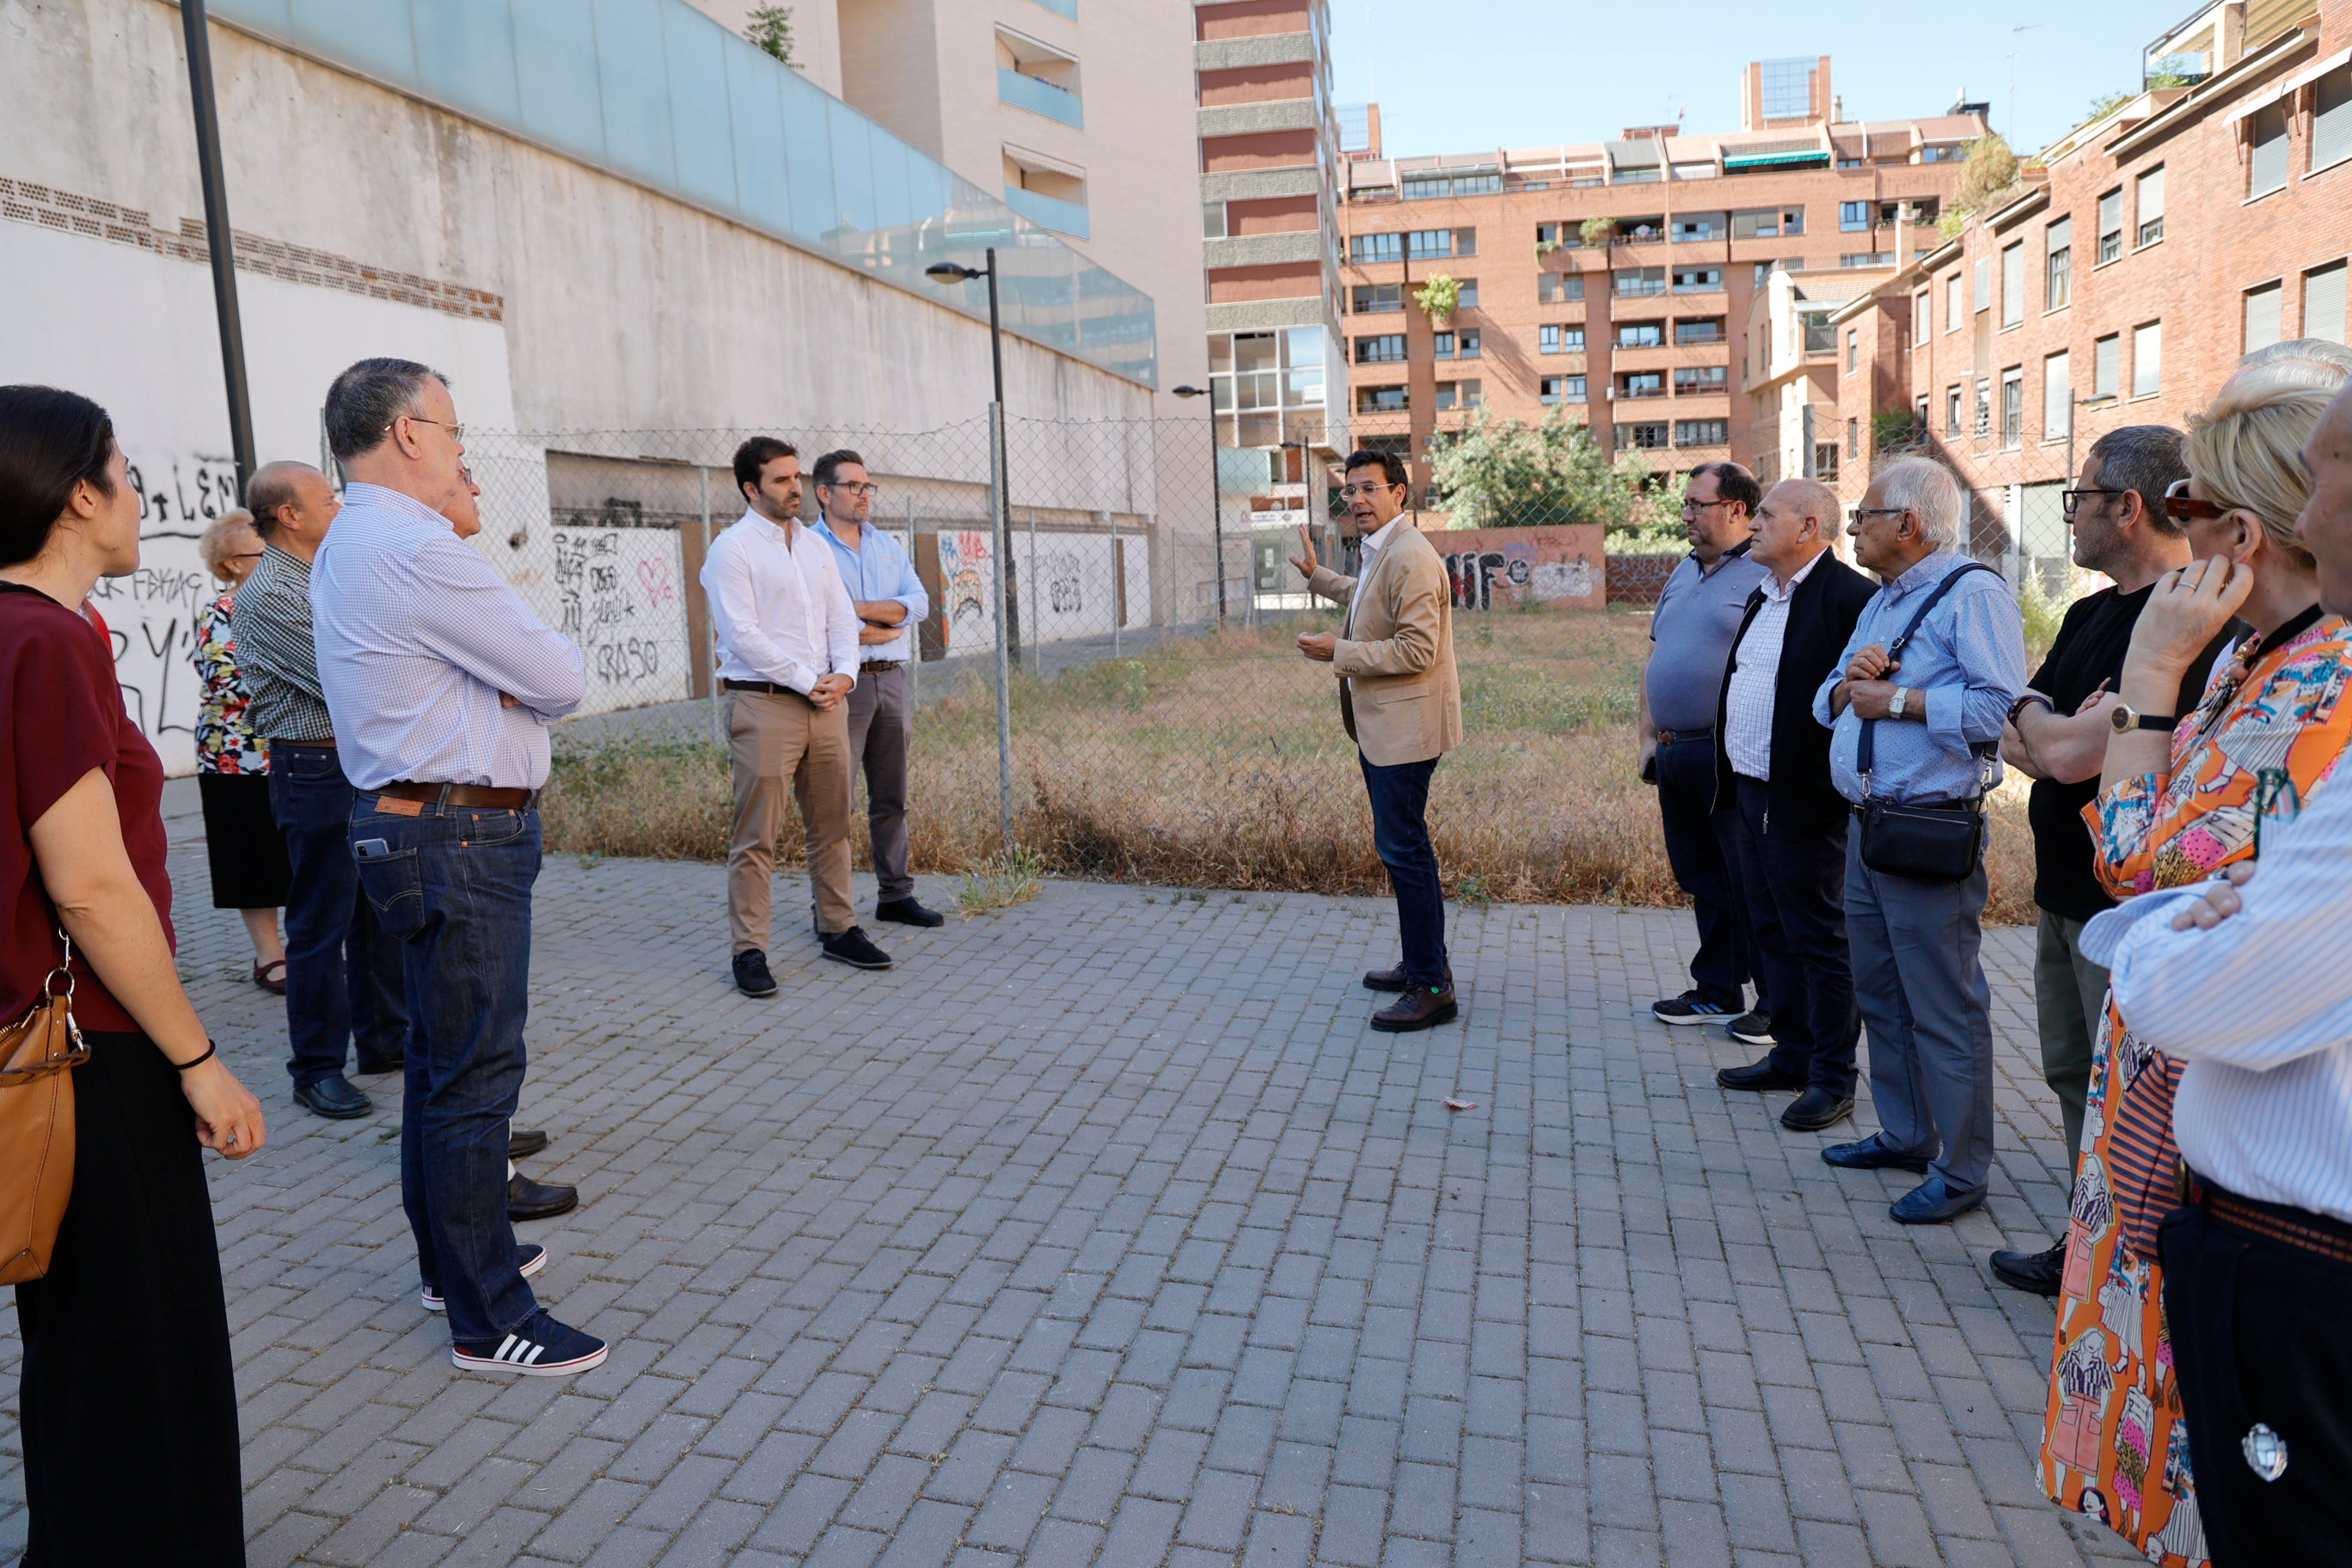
[1987,426,2230,1295]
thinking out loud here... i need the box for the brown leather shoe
[1371,984,1458,1032]
[1364,964,1453,993]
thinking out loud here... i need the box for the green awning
[1724,150,1830,170]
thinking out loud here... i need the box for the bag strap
[1858,561,2000,790]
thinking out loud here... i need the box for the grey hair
[1872,456,1964,550]
[244,459,320,539]
[196,508,256,581]
[2085,426,2189,538]
[323,358,447,462]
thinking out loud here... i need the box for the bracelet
[2007,692,2054,726]
[175,1040,217,1072]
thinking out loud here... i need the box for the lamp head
[1172,384,1209,399]
[925,261,985,283]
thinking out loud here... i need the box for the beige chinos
[726,687,856,950]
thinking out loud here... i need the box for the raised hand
[1289,524,1320,582]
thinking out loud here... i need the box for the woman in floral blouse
[2039,361,2352,1565]
[193,508,293,992]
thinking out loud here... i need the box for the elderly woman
[193,506,292,993]
[2039,359,2352,1565]
[1,384,266,1565]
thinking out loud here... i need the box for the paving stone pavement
[0,793,2144,1568]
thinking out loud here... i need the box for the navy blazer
[1712,552,1877,826]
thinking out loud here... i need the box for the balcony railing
[1000,68,1083,128]
[1003,185,1088,238]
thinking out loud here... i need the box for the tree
[1954,132,2022,214]
[1578,216,1612,251]
[1426,408,1675,542]
[1413,274,1461,326]
[746,5,795,67]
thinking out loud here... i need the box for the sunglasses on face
[2164,478,2237,523]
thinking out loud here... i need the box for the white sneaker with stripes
[422,1243,548,1313]
[451,1308,608,1376]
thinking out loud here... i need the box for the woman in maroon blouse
[1,386,266,1566]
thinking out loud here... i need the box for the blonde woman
[193,505,293,992]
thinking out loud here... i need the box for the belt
[376,781,537,810]
[272,735,336,748]
[724,678,800,696]
[860,660,903,673]
[2202,1181,2352,1268]
[1655,727,1713,744]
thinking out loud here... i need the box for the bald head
[245,460,340,560]
[1751,478,1839,582]
[2295,382,2352,617]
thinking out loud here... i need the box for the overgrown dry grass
[542,606,2037,923]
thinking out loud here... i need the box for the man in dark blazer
[1712,478,1878,1131]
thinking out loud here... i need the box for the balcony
[1000,68,1083,128]
[1004,184,1088,238]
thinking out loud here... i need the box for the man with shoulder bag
[1812,458,2025,1224]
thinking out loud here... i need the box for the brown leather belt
[2204,1184,2352,1268]
[376,781,537,811]
[273,735,336,748]
[1655,727,1713,745]
[860,660,903,673]
[723,678,798,695]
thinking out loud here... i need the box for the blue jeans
[350,796,541,1345]
[1654,734,1750,1008]
[269,743,408,1087]
[1359,752,1449,988]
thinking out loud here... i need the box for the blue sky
[1330,1,2177,160]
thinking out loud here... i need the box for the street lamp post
[1171,384,1224,627]
[178,0,256,497]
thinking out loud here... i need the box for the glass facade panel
[593,0,677,186]
[665,3,738,210]
[409,0,520,125]
[511,0,607,162]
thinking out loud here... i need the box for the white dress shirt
[2081,773,2352,1222]
[1345,517,1401,699]
[1723,548,1824,781]
[310,483,586,791]
[701,509,861,694]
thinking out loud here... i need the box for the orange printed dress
[2038,609,2352,1564]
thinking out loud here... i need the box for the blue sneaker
[1652,989,1735,1026]
[451,1308,609,1376]
[422,1243,547,1313]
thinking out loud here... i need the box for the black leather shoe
[1363,964,1451,994]
[353,1053,405,1075]
[820,927,894,970]
[1371,984,1458,1032]
[876,897,946,928]
[1821,1133,1931,1173]
[1891,1177,1985,1224]
[509,1173,579,1222]
[1717,1057,1806,1092]
[509,1128,550,1161]
[293,1074,372,1119]
[1779,1087,1856,1131]
[732,949,779,997]
[1990,1240,2065,1296]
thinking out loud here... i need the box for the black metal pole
[179,0,256,499]
[1206,405,1227,626]
[985,250,1020,657]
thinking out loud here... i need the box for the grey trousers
[1845,836,1997,1194]
[2033,909,2109,1167]
[845,665,914,902]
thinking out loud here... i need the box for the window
[1353,334,1406,364]
[1352,232,1401,264]
[2316,64,2352,174]
[1350,284,1403,313]
[2244,282,2283,352]
[1801,310,1834,354]
[1402,171,1500,199]
[1672,212,1724,242]
[1840,199,1871,232]
[1814,443,1840,481]
[1614,267,1667,297]
[2136,167,2165,247]
[1974,377,1990,436]
[1672,266,1723,293]
[1674,365,1728,393]
[1731,206,1804,238]
[2044,351,2071,440]
[1456,330,1481,358]
[1920,143,1964,162]
[1620,371,1666,400]
[1614,217,1665,243]
[1675,317,1724,345]
[1616,321,1663,348]
[1430,332,1455,359]
[2097,188,2123,264]
[2001,242,2024,328]
[2133,321,2162,396]
[1914,291,1931,340]
[2307,261,2349,346]
[1539,323,1584,354]
[1760,56,1813,119]
[1540,375,1587,404]
[1847,328,1859,373]
[1406,228,1473,260]
[2046,217,2073,309]
[1847,416,1859,459]
[1616,422,1670,450]
[1537,273,1584,303]
[1537,222,1565,248]
[1946,384,1963,434]
[1675,420,1729,447]
[2094,334,2121,399]
[1840,252,1895,267]
[1945,273,1963,332]
[2000,366,2024,448]
[1433,379,1482,410]
[1204,201,1226,239]
[1356,384,1408,413]
[1455,279,1479,309]
[1974,257,1992,315]
[2249,103,2290,199]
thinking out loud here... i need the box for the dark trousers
[14,1032,243,1566]
[1729,779,1859,1095]
[2161,1193,2352,1567]
[1655,734,1749,1008]
[845,665,914,902]
[351,797,541,1347]
[271,742,407,1087]
[1359,752,1449,989]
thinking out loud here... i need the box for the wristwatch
[1888,687,1909,720]
[2109,702,2177,734]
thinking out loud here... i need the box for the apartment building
[1338,56,1984,493]
[1831,0,2352,582]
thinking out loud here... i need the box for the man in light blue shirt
[1810,456,2025,1226]
[812,448,940,928]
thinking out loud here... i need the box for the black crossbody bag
[1855,561,1999,882]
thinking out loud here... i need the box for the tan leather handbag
[0,932,89,1285]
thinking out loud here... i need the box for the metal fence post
[701,464,721,751]
[989,400,1015,857]
[1026,499,1039,676]
[1107,507,1120,658]
[904,493,920,701]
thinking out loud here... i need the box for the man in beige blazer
[1290,449,1465,1032]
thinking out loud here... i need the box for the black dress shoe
[732,949,779,997]
[353,1053,405,1075]
[1822,1132,1931,1173]
[509,1173,579,1222]
[1363,963,1451,994]
[1371,984,1458,1032]
[875,897,946,928]
[820,927,894,970]
[1990,1240,2065,1296]
[509,1128,550,1161]
[1779,1087,1856,1131]
[293,1074,372,1119]
[1717,1057,1806,1092]
[1891,1177,1985,1224]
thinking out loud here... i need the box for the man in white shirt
[701,437,891,995]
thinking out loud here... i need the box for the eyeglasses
[2164,478,2235,523]
[1680,498,1732,517]
[821,481,878,498]
[389,414,466,444]
[2061,487,2127,519]
[1847,505,1908,526]
[1338,482,1402,499]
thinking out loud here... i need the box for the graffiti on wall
[552,520,688,703]
[1434,524,1607,613]
[937,530,993,643]
[83,453,242,775]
